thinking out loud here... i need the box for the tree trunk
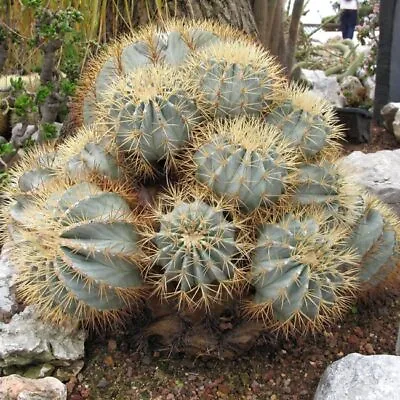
[101,0,303,74]
[167,0,258,35]
[285,0,304,74]
[40,40,62,85]
[269,0,284,59]
[0,0,11,73]
[0,41,7,73]
[252,0,269,45]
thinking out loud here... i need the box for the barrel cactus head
[10,179,147,326]
[98,65,200,177]
[290,161,363,225]
[184,40,285,117]
[5,143,58,196]
[246,210,359,334]
[185,116,297,213]
[0,144,58,233]
[56,125,123,183]
[266,84,343,159]
[346,194,400,287]
[145,187,248,310]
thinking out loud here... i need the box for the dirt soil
[69,124,400,400]
[69,286,400,400]
[341,123,399,155]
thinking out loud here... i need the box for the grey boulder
[364,75,376,101]
[340,76,364,107]
[0,244,17,320]
[0,306,85,368]
[314,353,400,400]
[381,102,400,134]
[299,69,345,107]
[340,150,400,215]
[0,374,66,400]
[393,109,400,143]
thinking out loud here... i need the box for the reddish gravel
[341,122,399,155]
[69,282,400,400]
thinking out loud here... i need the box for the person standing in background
[340,0,359,39]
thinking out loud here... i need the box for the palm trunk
[285,0,304,74]
[168,0,258,34]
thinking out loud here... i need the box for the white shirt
[340,0,358,10]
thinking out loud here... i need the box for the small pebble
[263,371,274,382]
[348,335,359,345]
[365,343,375,354]
[79,386,91,398]
[142,355,152,365]
[103,355,114,367]
[97,378,109,389]
[66,377,77,394]
[354,327,364,337]
[107,339,117,353]
[131,353,140,362]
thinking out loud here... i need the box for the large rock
[340,75,365,107]
[314,353,400,400]
[11,124,38,148]
[0,306,85,368]
[364,76,376,102]
[0,245,85,380]
[0,245,17,321]
[381,102,400,134]
[0,374,66,400]
[299,69,345,107]
[393,109,400,143]
[340,150,400,215]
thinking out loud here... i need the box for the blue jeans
[340,9,358,39]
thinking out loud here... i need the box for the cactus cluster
[2,20,399,355]
[293,39,365,81]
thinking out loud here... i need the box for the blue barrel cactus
[2,19,399,356]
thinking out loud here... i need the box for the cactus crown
[185,40,284,117]
[10,179,146,326]
[185,117,296,212]
[146,187,247,309]
[247,210,359,332]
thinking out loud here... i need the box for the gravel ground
[69,279,400,400]
[341,123,399,155]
